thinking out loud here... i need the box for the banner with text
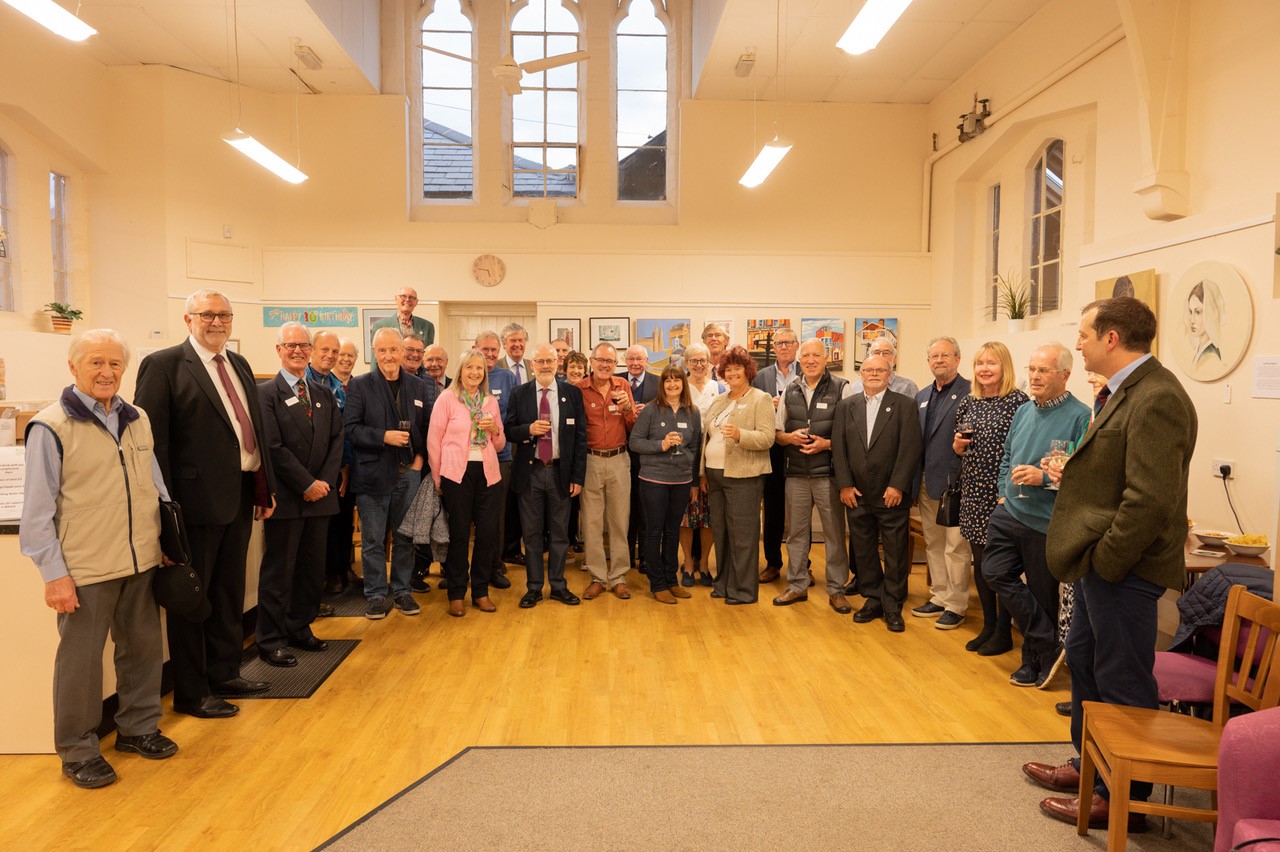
[262,306,360,327]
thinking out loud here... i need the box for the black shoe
[572,543,584,553]
[842,577,860,597]
[316,603,336,618]
[1055,701,1073,717]
[503,552,526,566]
[520,590,542,609]
[114,731,178,760]
[438,578,450,591]
[62,756,117,788]
[852,602,884,623]
[977,630,1014,656]
[289,634,329,652]
[885,612,906,632]
[710,590,724,599]
[410,571,430,593]
[258,647,298,668]
[490,571,512,590]
[911,601,946,618]
[965,626,996,652]
[549,588,581,606]
[210,676,271,696]
[174,695,239,719]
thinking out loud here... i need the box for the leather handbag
[936,473,961,528]
[152,500,211,622]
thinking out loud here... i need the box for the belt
[536,458,560,468]
[588,446,626,458]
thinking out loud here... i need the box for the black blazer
[914,375,972,499]
[505,379,588,496]
[135,339,276,525]
[258,373,344,518]
[831,390,922,508]
[616,371,660,405]
[344,368,435,497]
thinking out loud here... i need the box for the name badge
[608,404,619,413]
[566,418,576,425]
[736,403,747,410]
[919,401,928,409]
[413,399,424,408]
[816,402,828,410]
[493,389,502,396]
[677,422,688,428]
[285,396,299,407]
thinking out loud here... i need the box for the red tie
[1094,386,1111,417]
[213,353,258,455]
[538,388,553,463]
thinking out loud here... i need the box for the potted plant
[994,272,1031,333]
[44,302,84,334]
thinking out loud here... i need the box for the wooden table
[1185,538,1269,584]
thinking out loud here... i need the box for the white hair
[69,328,131,368]
[276,321,312,344]
[184,288,229,313]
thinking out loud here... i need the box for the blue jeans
[356,469,421,600]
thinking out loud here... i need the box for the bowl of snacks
[1225,535,1270,557]
[1194,530,1232,546]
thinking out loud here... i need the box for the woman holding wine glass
[629,365,702,603]
[951,341,1027,654]
[680,343,724,586]
[427,348,506,617]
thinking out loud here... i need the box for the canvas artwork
[801,317,846,371]
[635,318,692,370]
[548,318,582,352]
[746,319,792,368]
[1169,261,1254,383]
[1095,269,1158,357]
[589,317,630,351]
[852,317,899,369]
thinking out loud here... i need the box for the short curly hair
[719,345,757,383]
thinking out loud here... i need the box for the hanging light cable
[740,0,791,188]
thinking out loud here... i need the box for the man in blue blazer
[507,344,588,608]
[911,337,974,627]
[255,323,344,667]
[344,327,435,619]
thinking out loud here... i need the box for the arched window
[1027,139,1063,314]
[0,145,12,310]
[511,0,582,198]
[616,0,668,201]
[50,171,71,304]
[419,0,475,199]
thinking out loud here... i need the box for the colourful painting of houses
[636,318,692,370]
[746,318,792,368]
[801,318,846,371]
[852,317,900,368]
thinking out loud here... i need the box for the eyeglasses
[532,357,556,365]
[687,358,708,365]
[775,339,798,347]
[593,357,617,365]
[1026,366,1061,376]
[280,342,313,352]
[194,312,234,324]
[861,367,889,375]
[396,295,418,303]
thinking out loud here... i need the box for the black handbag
[152,500,211,622]
[936,473,961,527]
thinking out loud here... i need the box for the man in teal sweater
[981,343,1091,687]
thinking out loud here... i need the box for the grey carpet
[235,640,360,699]
[320,743,1215,851]
[322,582,373,617]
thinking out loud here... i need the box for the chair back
[1213,585,1280,725]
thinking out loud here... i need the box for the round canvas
[1170,261,1253,382]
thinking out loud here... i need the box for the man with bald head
[370,286,435,344]
[423,344,450,391]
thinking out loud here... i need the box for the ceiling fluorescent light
[2,0,96,41]
[293,44,322,71]
[739,137,792,188]
[837,0,913,55]
[223,130,309,184]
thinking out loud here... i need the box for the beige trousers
[918,480,973,615]
[581,452,631,585]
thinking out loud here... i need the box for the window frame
[412,0,479,205]
[1026,139,1064,316]
[614,0,672,203]
[50,170,71,306]
[0,144,13,312]
[987,182,1000,321]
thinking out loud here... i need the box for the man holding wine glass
[980,344,1091,687]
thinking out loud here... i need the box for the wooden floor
[0,548,1071,850]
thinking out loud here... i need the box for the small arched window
[419,0,476,199]
[1027,139,1064,314]
[616,0,669,201]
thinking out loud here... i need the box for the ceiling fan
[421,44,589,96]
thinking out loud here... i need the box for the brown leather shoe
[653,590,677,604]
[472,596,496,612]
[1023,760,1080,792]
[1039,794,1149,833]
[772,589,808,606]
[612,583,632,599]
[670,585,692,599]
[447,600,465,618]
[759,565,781,582]
[828,593,852,614]
[582,581,605,600]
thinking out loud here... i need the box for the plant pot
[1007,318,1027,334]
[50,316,74,334]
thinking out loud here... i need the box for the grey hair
[474,329,500,347]
[184,288,230,314]
[372,327,403,349]
[69,328,131,369]
[927,336,961,357]
[701,322,727,340]
[338,337,359,357]
[1036,342,1073,372]
[403,332,426,347]
[799,337,826,354]
[869,334,897,354]
[773,326,798,343]
[276,321,312,345]
[684,342,710,361]
[500,323,527,343]
[592,342,618,359]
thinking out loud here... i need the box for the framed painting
[746,318,792,367]
[362,309,397,363]
[1095,269,1158,357]
[801,317,846,371]
[548,318,583,353]
[852,318,898,369]
[589,317,630,351]
[635,319,692,370]
[1169,261,1253,383]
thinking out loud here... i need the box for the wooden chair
[1077,584,1280,851]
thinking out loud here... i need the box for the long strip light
[739,137,793,188]
[2,0,96,41]
[836,0,913,55]
[223,130,309,184]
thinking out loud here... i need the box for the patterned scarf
[459,387,488,448]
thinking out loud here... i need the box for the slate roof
[422,120,577,198]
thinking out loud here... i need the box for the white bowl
[1225,542,1269,557]
[1194,531,1232,546]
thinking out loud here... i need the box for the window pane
[618,0,665,34]
[618,35,667,90]
[545,145,576,170]
[1032,159,1042,211]
[513,91,546,142]
[544,55,580,89]
[424,88,472,133]
[1028,269,1041,316]
[1041,262,1060,312]
[545,91,578,142]
[424,144,473,197]
[1043,209,1061,262]
[425,0,469,31]
[514,146,547,168]
[617,90,665,147]
[991,184,1000,223]
[618,146,666,200]
[1030,216,1041,265]
[513,34,542,66]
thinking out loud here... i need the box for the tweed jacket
[700,386,776,479]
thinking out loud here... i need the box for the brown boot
[670,585,692,599]
[653,590,677,604]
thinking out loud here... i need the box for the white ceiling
[696,0,1055,103]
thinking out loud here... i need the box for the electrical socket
[1211,458,1234,479]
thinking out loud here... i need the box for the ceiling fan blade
[518,50,589,74]
[420,44,478,65]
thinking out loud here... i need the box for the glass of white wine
[1045,439,1070,491]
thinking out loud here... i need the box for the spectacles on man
[1026,366,1061,376]
[194,312,234,324]
[861,367,889,375]
[593,357,617,365]
[396,295,418,303]
[775,339,798,347]
[280,342,313,352]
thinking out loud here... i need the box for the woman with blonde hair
[951,340,1028,654]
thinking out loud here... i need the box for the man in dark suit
[344,327,435,619]
[254,322,344,667]
[752,326,801,582]
[1029,297,1197,832]
[832,355,922,633]
[134,289,276,719]
[619,344,659,571]
[505,344,588,608]
[911,337,974,624]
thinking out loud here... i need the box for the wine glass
[1045,439,1070,491]
[669,430,684,457]
[956,419,975,451]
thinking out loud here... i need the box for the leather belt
[588,446,626,458]
[536,459,560,467]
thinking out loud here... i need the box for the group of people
[22,287,1198,839]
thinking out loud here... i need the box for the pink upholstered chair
[1217,705,1280,852]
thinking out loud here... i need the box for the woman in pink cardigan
[427,348,506,617]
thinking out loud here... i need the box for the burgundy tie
[213,353,258,455]
[538,388,553,463]
[1094,385,1111,417]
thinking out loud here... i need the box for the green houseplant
[993,272,1030,332]
[44,301,84,334]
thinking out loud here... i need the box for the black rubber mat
[235,640,360,699]
[321,582,371,617]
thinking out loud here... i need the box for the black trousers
[517,463,571,593]
[256,514,328,651]
[324,487,357,584]
[846,503,911,614]
[981,504,1058,662]
[760,443,787,568]
[442,462,500,602]
[169,473,254,704]
[639,480,689,592]
[626,450,646,566]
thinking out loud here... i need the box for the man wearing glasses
[752,326,802,583]
[135,289,277,719]
[371,287,435,344]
